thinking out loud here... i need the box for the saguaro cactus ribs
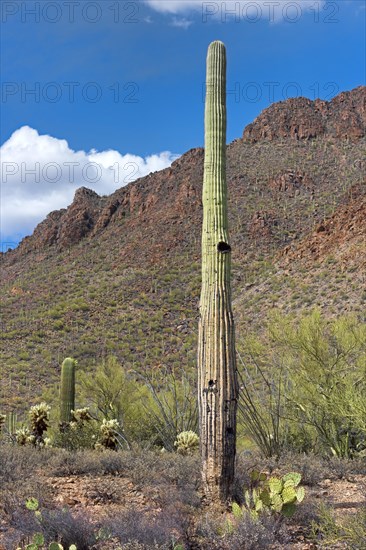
[60,357,76,425]
[197,41,239,503]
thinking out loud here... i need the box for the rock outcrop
[243,86,365,142]
[17,187,105,252]
[3,87,365,258]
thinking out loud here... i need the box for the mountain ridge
[1,86,365,411]
[3,86,365,258]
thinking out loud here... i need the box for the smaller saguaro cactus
[7,411,17,435]
[60,357,77,426]
[0,413,5,433]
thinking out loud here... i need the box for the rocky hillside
[243,86,366,142]
[1,87,365,412]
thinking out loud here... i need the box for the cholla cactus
[69,408,92,431]
[99,418,120,450]
[71,407,92,423]
[29,402,50,446]
[174,431,199,455]
[15,426,31,446]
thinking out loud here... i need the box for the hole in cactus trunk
[217,241,231,253]
[208,380,215,387]
[227,427,234,434]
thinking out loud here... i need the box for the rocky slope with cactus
[0,86,365,411]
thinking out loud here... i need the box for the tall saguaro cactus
[197,41,238,503]
[60,357,76,424]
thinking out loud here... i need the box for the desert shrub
[195,510,282,550]
[237,335,305,458]
[237,311,366,458]
[235,449,366,490]
[310,503,366,549]
[6,504,97,550]
[131,451,200,491]
[77,357,151,444]
[0,445,55,483]
[134,367,198,451]
[100,449,201,507]
[284,312,366,458]
[276,452,332,486]
[56,407,130,452]
[287,498,320,529]
[98,449,130,475]
[1,477,51,528]
[35,507,97,549]
[54,408,100,451]
[326,455,366,479]
[0,506,40,550]
[0,450,55,547]
[47,448,201,501]
[104,507,187,548]
[48,449,106,476]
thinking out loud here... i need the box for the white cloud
[0,126,180,241]
[170,16,193,29]
[145,1,199,14]
[145,1,325,22]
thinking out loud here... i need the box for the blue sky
[1,0,365,246]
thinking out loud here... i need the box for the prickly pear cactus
[237,470,305,519]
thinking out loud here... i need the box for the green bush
[135,367,198,451]
[77,357,152,444]
[237,311,366,457]
[54,411,99,451]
